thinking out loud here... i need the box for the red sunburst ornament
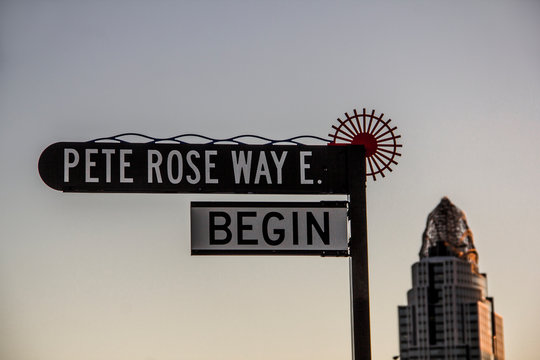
[329,108,402,181]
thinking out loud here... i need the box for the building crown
[419,197,478,265]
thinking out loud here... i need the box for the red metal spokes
[329,108,402,180]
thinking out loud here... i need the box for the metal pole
[348,145,371,360]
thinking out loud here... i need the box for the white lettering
[167,150,183,184]
[102,149,115,183]
[148,150,163,183]
[186,150,201,184]
[120,149,133,183]
[64,148,79,183]
[232,151,252,184]
[300,151,313,184]
[254,152,271,184]
[205,150,218,184]
[85,149,99,183]
[270,151,287,184]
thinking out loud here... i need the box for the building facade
[398,197,504,360]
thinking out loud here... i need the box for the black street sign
[191,201,348,256]
[38,142,351,194]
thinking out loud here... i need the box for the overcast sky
[1,1,539,359]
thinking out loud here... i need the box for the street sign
[37,108,402,360]
[38,142,350,194]
[191,202,348,256]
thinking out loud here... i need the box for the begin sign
[191,202,348,256]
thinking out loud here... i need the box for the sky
[1,1,539,359]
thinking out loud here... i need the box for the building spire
[419,197,478,265]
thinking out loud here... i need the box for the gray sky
[1,1,539,359]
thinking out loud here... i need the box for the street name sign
[191,202,348,256]
[38,143,350,194]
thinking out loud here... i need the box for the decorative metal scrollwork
[91,133,329,146]
[329,109,402,180]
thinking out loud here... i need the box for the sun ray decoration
[329,108,402,181]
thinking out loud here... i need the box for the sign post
[348,145,371,360]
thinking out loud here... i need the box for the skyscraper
[398,197,504,360]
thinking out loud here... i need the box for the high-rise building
[398,197,504,360]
